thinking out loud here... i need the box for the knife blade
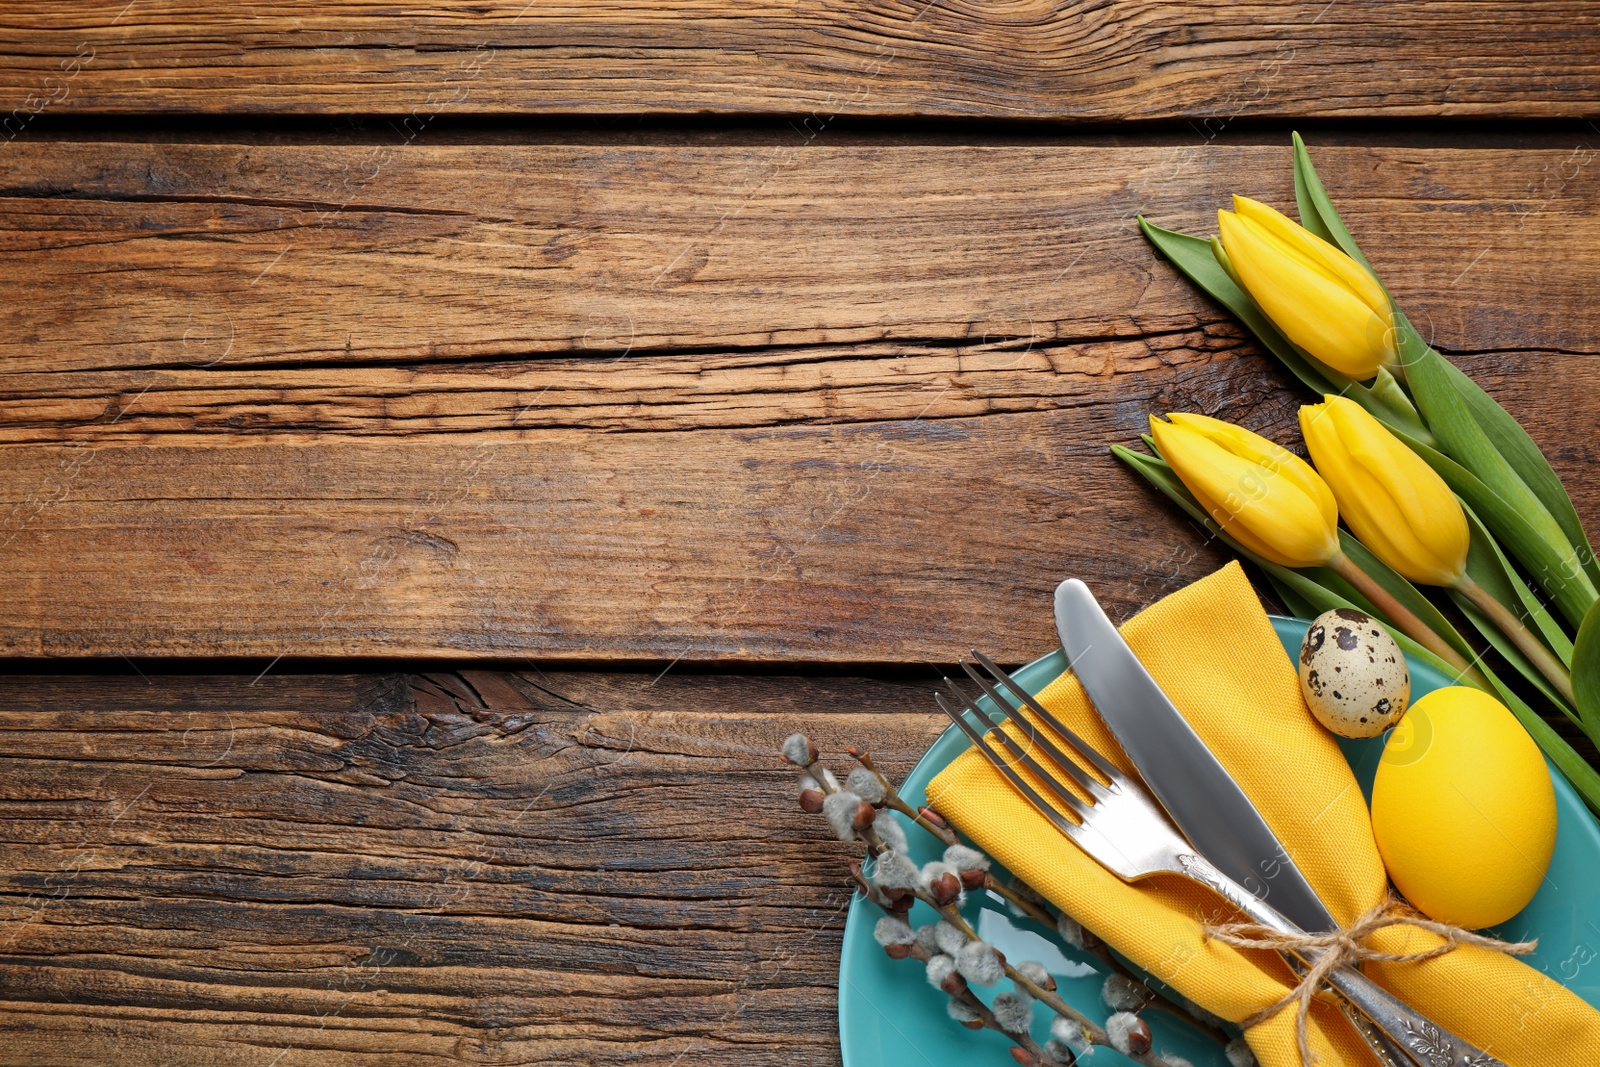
[1052,578,1336,934]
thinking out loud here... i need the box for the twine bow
[1205,897,1537,1066]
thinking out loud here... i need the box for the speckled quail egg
[1297,608,1409,738]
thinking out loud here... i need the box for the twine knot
[1205,896,1536,1066]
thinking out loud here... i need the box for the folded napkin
[926,562,1600,1067]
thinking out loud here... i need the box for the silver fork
[936,654,1508,1067]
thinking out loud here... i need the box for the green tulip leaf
[1429,350,1600,591]
[1460,502,1573,665]
[1262,574,1324,622]
[1575,600,1600,733]
[1489,672,1600,817]
[1399,332,1599,625]
[1291,132,1379,277]
[1368,366,1426,432]
[1447,588,1576,722]
[1451,506,1580,725]
[1407,429,1596,629]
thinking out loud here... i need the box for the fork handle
[1280,952,1415,1067]
[1178,853,1509,1067]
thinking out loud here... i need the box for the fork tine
[934,693,1084,840]
[970,649,1124,783]
[939,683,1093,824]
[956,659,1108,800]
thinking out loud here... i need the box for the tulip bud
[1216,196,1395,380]
[1300,395,1468,586]
[1149,412,1340,569]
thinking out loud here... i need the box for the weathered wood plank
[0,667,1587,1066]
[0,330,1252,441]
[1,368,1592,663]
[1,142,1597,661]
[2,143,1598,375]
[0,411,1240,661]
[0,3,1597,120]
[0,671,944,1066]
[0,337,1590,444]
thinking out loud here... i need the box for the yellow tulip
[1150,412,1339,568]
[1217,196,1395,380]
[1299,395,1469,586]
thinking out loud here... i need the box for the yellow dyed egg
[1371,686,1556,929]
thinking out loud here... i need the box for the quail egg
[1297,608,1409,738]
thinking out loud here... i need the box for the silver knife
[1054,578,1333,930]
[1053,579,1436,1067]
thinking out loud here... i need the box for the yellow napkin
[926,562,1600,1067]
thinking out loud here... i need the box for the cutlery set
[934,578,1504,1067]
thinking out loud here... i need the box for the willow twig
[787,736,1229,1067]
[850,746,1231,1046]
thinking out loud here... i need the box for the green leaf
[1400,424,1595,629]
[1290,138,1338,247]
[1399,335,1598,625]
[1491,677,1600,818]
[1460,502,1573,665]
[1448,588,1576,722]
[1262,572,1324,621]
[1139,219,1436,447]
[1368,366,1425,432]
[1575,600,1600,734]
[1429,349,1600,591]
[1291,132,1378,276]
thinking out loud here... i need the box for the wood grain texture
[0,3,1597,120]
[2,141,1598,661]
[0,670,944,1066]
[3,142,1599,374]
[0,412,1242,661]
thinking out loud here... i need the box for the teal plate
[838,617,1600,1066]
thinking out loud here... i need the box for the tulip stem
[1453,574,1577,707]
[1327,552,1489,688]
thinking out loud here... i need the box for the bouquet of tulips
[1119,135,1600,811]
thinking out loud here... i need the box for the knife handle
[1178,853,1508,1067]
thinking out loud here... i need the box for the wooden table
[1,5,1597,1063]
